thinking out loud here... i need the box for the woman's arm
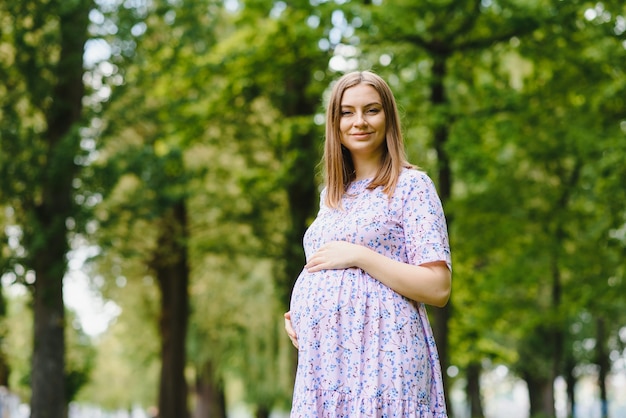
[305,241,451,307]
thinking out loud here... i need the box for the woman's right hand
[284,311,299,349]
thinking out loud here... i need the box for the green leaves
[3,0,624,413]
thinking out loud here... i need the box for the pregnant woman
[284,71,452,417]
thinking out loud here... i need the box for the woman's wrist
[353,244,378,271]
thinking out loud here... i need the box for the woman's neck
[352,159,381,181]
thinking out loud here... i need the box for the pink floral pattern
[290,168,451,418]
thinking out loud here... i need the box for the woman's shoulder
[398,167,436,189]
[395,168,444,208]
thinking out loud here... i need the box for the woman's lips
[351,132,372,138]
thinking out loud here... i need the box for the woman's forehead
[340,84,381,106]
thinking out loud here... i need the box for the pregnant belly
[289,267,401,337]
[290,268,357,331]
[289,267,428,391]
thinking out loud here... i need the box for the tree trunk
[280,90,318,308]
[549,252,564,416]
[255,405,270,418]
[524,373,555,418]
[280,77,321,389]
[0,287,10,387]
[466,361,484,418]
[153,201,190,418]
[429,50,453,412]
[192,361,226,418]
[30,2,89,417]
[32,256,67,418]
[596,317,609,418]
[565,356,576,418]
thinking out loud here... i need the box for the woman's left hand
[305,241,365,272]
[284,311,298,349]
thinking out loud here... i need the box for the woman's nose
[354,112,367,126]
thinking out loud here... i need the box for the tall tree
[85,1,234,415]
[438,1,626,415]
[204,3,331,413]
[0,0,91,416]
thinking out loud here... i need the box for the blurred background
[0,1,625,417]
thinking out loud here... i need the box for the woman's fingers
[284,311,299,349]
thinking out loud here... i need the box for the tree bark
[466,361,484,418]
[153,201,190,418]
[0,287,10,387]
[32,253,67,418]
[549,252,563,418]
[596,317,609,418]
[279,76,319,308]
[192,361,226,418]
[255,405,270,418]
[279,72,321,390]
[30,2,89,417]
[429,50,453,412]
[565,355,576,418]
[524,372,554,418]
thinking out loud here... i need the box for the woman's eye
[341,110,352,116]
[367,108,380,114]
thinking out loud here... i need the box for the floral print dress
[289,168,451,418]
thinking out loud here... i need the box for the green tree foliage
[206,2,331,305]
[79,0,303,414]
[192,3,337,414]
[85,1,334,415]
[3,0,624,417]
[425,1,626,416]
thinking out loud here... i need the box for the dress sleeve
[318,187,329,213]
[402,171,452,270]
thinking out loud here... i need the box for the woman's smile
[350,131,373,138]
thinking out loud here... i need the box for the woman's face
[339,83,386,159]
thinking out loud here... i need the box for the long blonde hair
[324,71,413,208]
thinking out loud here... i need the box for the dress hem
[291,388,448,418]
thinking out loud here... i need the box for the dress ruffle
[291,389,448,418]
